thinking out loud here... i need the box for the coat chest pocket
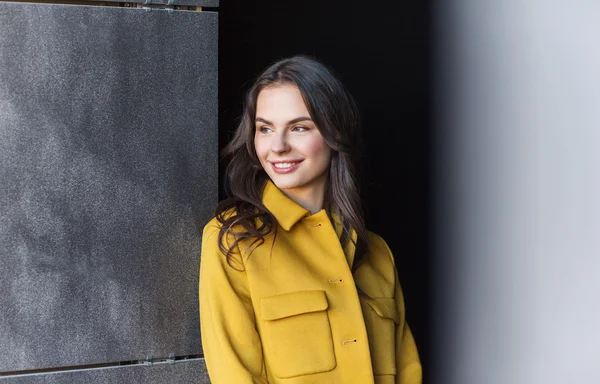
[260,290,336,378]
[361,297,399,376]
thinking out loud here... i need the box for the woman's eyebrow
[255,116,313,125]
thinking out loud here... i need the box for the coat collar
[261,179,311,231]
[261,179,358,267]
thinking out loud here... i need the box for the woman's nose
[270,131,290,153]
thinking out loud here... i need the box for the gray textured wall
[0,359,209,383]
[0,2,217,381]
[85,0,219,5]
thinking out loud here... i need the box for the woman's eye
[258,126,272,133]
[293,126,309,132]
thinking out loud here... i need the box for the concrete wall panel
[0,2,217,372]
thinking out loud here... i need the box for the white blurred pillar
[432,1,600,383]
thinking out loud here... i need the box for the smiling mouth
[273,162,300,169]
[270,160,303,173]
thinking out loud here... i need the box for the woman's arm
[386,243,422,384]
[394,279,422,384]
[199,221,268,383]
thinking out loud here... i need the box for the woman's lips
[269,160,303,174]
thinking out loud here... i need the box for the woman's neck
[281,185,326,214]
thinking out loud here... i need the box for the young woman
[199,55,422,383]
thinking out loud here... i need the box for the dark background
[218,0,433,378]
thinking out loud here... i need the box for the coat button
[328,278,343,284]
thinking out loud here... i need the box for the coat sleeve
[388,245,422,384]
[199,221,268,383]
[395,278,422,384]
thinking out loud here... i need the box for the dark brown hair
[215,54,369,271]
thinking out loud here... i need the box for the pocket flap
[364,297,399,324]
[261,290,328,321]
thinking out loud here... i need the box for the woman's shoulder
[202,207,237,236]
[201,205,265,246]
[358,230,398,297]
[365,230,397,267]
[366,230,390,251]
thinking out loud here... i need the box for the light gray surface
[0,2,217,372]
[432,1,600,383]
[0,358,210,383]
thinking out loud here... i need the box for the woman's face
[254,84,332,205]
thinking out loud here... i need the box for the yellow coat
[199,181,422,383]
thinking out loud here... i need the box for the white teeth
[274,162,296,169]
